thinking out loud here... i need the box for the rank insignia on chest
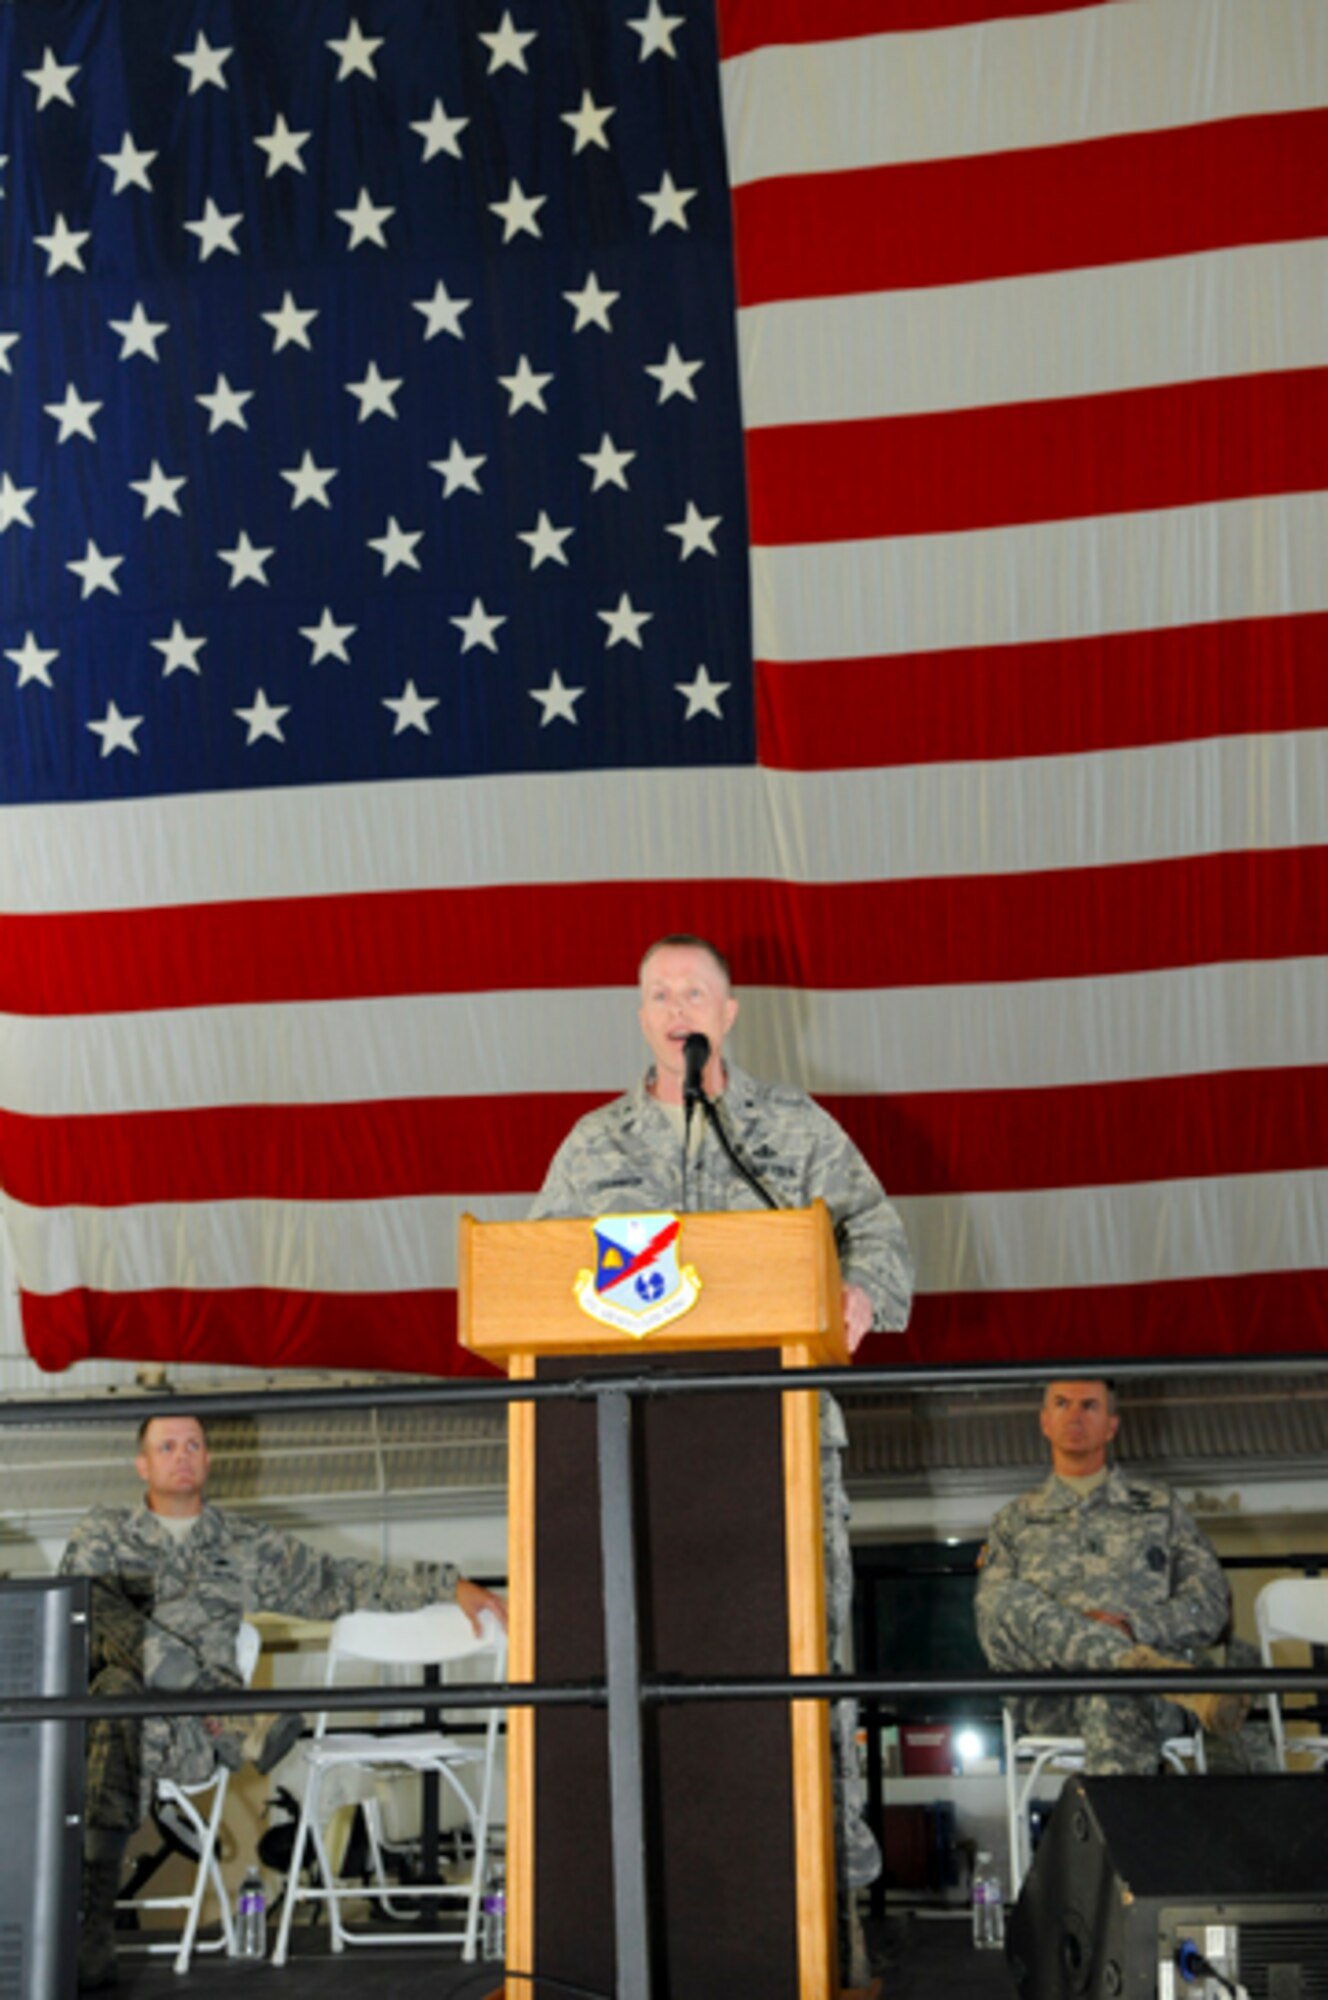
[574,1212,702,1338]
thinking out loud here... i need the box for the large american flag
[1,0,1325,1380]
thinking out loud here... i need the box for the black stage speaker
[1007,1775,1328,2000]
[0,1577,88,2000]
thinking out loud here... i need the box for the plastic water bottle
[971,1849,1005,1951]
[482,1861,506,1962]
[236,1866,267,1959]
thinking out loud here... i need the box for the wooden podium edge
[784,1341,836,2000]
[506,1352,535,1999]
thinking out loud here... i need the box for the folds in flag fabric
[1,0,1325,1380]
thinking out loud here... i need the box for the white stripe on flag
[3,730,1327,916]
[904,1168,1328,1294]
[8,1170,1326,1297]
[5,957,1327,1116]
[738,241,1328,429]
[750,492,1328,660]
[721,0,1326,182]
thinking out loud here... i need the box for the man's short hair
[137,1412,209,1448]
[637,934,732,986]
[1041,1377,1118,1415]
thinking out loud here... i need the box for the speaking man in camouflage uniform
[529,934,914,1995]
[975,1379,1245,1773]
[62,1412,506,1989]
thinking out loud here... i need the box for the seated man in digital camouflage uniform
[530,933,915,1996]
[975,1378,1247,1772]
[62,1412,506,1990]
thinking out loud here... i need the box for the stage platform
[109,1909,1017,2000]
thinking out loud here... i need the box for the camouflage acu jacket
[60,1502,458,1689]
[975,1467,1231,1660]
[528,1060,915,1336]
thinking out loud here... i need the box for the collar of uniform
[633,1057,761,1115]
[136,1497,218,1540]
[1032,1465,1137,1515]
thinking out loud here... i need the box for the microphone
[682,1032,710,1106]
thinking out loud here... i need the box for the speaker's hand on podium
[841,1284,873,1354]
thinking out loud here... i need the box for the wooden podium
[458,1203,849,2000]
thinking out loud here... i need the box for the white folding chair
[271,1603,506,1966]
[1255,1576,1328,1771]
[121,1620,263,1973]
[1002,1706,1204,1898]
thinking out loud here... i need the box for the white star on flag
[666,501,721,559]
[489,179,546,243]
[368,517,424,574]
[383,680,440,735]
[261,293,319,353]
[109,303,169,362]
[175,31,232,93]
[518,511,575,569]
[196,374,254,433]
[0,333,19,375]
[282,452,338,510]
[25,47,79,110]
[255,114,311,177]
[152,622,207,676]
[645,343,703,404]
[580,434,635,492]
[562,91,615,153]
[498,356,553,415]
[218,531,276,588]
[529,671,584,726]
[598,592,653,648]
[411,99,469,161]
[413,281,472,342]
[479,12,538,75]
[675,665,730,719]
[564,272,619,333]
[129,461,187,518]
[185,199,243,261]
[68,540,124,599]
[346,362,403,422]
[451,598,507,653]
[337,187,395,251]
[86,700,143,756]
[0,472,38,532]
[44,383,103,444]
[6,632,58,689]
[327,18,383,82]
[99,132,157,193]
[34,214,90,275]
[429,440,486,497]
[234,689,290,744]
[627,1,684,60]
[640,171,697,234]
[300,608,356,664]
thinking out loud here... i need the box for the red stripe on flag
[24,1268,1327,1378]
[731,111,1328,305]
[3,847,1325,1025]
[7,1063,1328,1208]
[826,1068,1328,1197]
[755,615,1328,769]
[885,1269,1328,1365]
[20,1287,489,1380]
[716,0,1112,59]
[746,369,1328,544]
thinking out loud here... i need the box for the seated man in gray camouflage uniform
[975,1378,1246,1773]
[62,1412,506,1990]
[530,933,915,1997]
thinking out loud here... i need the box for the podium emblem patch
[575,1212,701,1337]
